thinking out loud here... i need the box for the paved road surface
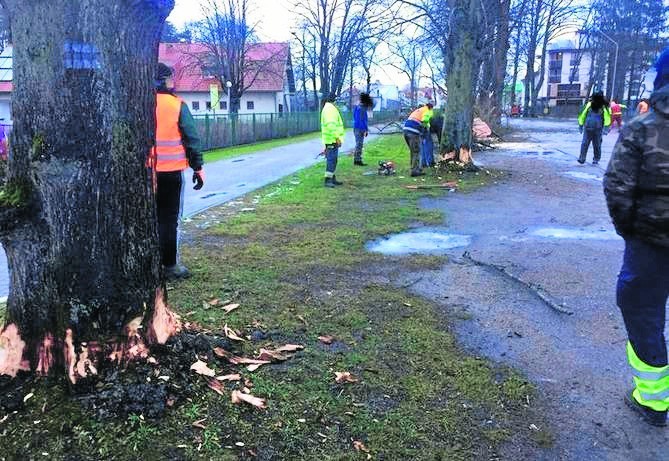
[0,129,373,299]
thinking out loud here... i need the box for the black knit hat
[360,92,374,108]
[156,62,173,81]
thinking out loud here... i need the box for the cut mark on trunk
[366,230,471,255]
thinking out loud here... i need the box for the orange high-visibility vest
[154,93,188,172]
[409,106,430,124]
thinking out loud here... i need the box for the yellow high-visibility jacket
[321,102,345,145]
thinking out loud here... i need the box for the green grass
[0,135,546,460]
[203,131,321,163]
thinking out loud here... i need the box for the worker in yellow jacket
[321,97,345,188]
[577,92,611,165]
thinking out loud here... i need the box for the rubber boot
[625,390,667,427]
[332,175,343,186]
[354,160,367,166]
[324,177,335,188]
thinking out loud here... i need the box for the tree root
[461,251,574,315]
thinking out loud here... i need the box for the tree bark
[0,0,176,381]
[441,0,481,165]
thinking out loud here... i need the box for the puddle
[366,230,472,255]
[564,171,602,182]
[232,158,245,163]
[531,227,620,240]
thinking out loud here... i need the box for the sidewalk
[0,129,376,298]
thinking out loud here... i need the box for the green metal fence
[194,110,402,151]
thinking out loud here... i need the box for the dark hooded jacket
[603,85,669,247]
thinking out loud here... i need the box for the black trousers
[157,171,183,267]
[579,128,603,163]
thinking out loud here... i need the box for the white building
[538,38,593,110]
[0,45,12,122]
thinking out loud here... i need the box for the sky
[168,0,296,43]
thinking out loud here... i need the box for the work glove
[578,126,583,134]
[192,169,205,190]
[335,138,342,148]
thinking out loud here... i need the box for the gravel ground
[402,118,669,460]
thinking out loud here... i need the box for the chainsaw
[378,161,396,176]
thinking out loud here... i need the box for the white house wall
[177,91,284,115]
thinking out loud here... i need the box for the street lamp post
[594,29,619,99]
[226,80,232,114]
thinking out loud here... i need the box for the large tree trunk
[441,0,480,165]
[492,0,511,125]
[0,0,177,381]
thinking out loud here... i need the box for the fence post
[270,113,274,139]
[252,113,256,141]
[204,114,210,150]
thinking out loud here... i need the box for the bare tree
[0,0,177,380]
[586,0,668,103]
[388,34,424,107]
[187,0,286,114]
[294,0,390,101]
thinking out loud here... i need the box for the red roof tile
[158,42,288,93]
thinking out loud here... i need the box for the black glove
[579,126,583,134]
[192,169,205,190]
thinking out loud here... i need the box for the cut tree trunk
[0,0,177,382]
[440,0,480,166]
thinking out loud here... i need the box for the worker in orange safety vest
[150,63,205,280]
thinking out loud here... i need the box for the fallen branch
[404,182,458,191]
[461,252,574,315]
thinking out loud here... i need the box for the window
[569,67,579,82]
[206,101,212,110]
[548,51,563,83]
[247,101,255,110]
[557,83,581,99]
[220,101,227,110]
[192,101,200,111]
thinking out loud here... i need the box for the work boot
[354,160,367,166]
[625,390,667,427]
[592,160,599,166]
[324,177,335,188]
[164,264,191,280]
[410,170,425,177]
[577,158,586,165]
[332,175,343,186]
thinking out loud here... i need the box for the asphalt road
[402,118,668,460]
[0,129,373,299]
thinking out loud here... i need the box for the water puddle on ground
[564,171,603,182]
[531,227,620,240]
[366,230,472,255]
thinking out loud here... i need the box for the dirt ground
[401,119,669,460]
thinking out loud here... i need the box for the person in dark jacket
[153,63,205,280]
[603,46,669,427]
[352,93,374,166]
[578,92,611,165]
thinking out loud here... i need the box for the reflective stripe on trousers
[627,342,669,411]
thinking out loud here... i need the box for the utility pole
[594,29,619,99]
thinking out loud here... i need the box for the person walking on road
[603,47,669,427]
[578,92,611,165]
[321,97,345,188]
[610,99,627,131]
[352,93,374,167]
[151,63,205,280]
[403,102,434,176]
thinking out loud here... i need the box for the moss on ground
[0,135,546,460]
